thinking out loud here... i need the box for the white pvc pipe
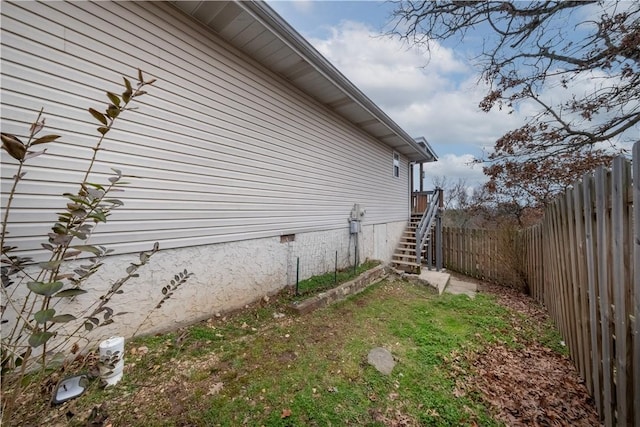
[98,336,125,386]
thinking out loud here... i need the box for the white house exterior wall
[1,1,410,338]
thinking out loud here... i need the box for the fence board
[612,156,631,424]
[583,172,602,414]
[595,167,614,427]
[633,141,640,427]
[563,192,580,369]
[573,181,591,392]
[566,188,585,383]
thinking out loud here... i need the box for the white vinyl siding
[0,1,409,257]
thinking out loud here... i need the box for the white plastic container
[98,336,125,386]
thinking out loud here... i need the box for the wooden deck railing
[442,141,639,426]
[411,190,434,214]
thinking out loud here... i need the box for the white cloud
[308,21,525,144]
[311,22,468,108]
[425,153,486,187]
[307,20,524,186]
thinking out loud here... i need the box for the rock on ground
[368,347,396,375]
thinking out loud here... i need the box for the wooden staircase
[391,213,423,273]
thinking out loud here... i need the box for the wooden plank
[560,196,576,356]
[583,172,603,415]
[527,227,534,299]
[530,227,537,301]
[633,141,640,427]
[496,232,500,282]
[534,226,539,301]
[573,180,592,393]
[453,227,458,271]
[548,199,562,335]
[542,212,553,318]
[537,225,544,303]
[611,155,631,424]
[596,166,614,427]
[556,196,570,353]
[457,228,462,274]
[468,228,473,277]
[451,227,455,271]
[531,227,538,299]
[443,227,448,269]
[479,229,484,279]
[566,188,585,382]
[456,227,462,274]
[465,228,470,276]
[472,229,478,278]
[555,199,569,344]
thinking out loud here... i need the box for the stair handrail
[415,190,441,265]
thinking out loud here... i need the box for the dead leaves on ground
[455,283,601,426]
[463,343,600,426]
[280,408,292,418]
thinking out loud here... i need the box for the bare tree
[391,1,639,206]
[431,176,470,210]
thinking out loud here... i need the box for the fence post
[632,141,640,427]
[436,188,443,271]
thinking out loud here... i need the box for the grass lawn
[13,278,568,426]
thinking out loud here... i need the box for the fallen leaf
[206,382,224,396]
[281,408,291,418]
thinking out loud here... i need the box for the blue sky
[267,0,515,189]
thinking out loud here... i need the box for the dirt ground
[464,280,601,426]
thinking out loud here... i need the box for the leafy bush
[1,70,192,422]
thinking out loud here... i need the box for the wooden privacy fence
[442,227,527,288]
[443,142,639,426]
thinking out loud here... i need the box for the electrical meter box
[350,220,360,234]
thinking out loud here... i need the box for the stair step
[393,251,416,257]
[393,256,417,262]
[392,260,419,267]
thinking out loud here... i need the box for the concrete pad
[445,278,477,299]
[418,270,450,295]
